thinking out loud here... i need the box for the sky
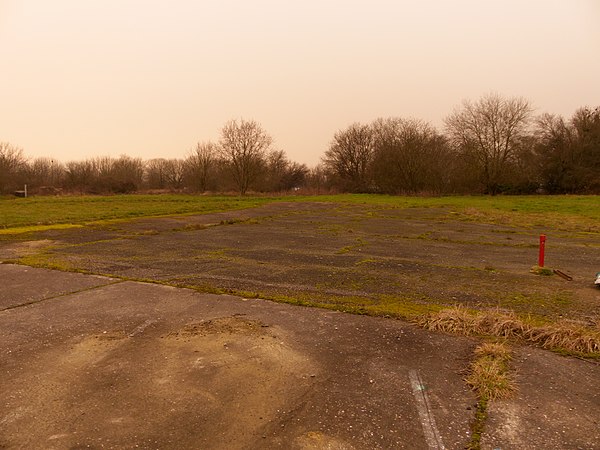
[1,0,599,166]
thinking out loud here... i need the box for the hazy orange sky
[1,0,599,166]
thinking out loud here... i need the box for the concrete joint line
[409,369,445,450]
[0,280,124,312]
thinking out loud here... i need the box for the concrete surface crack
[409,369,445,450]
[0,280,125,312]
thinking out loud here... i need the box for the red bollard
[538,234,546,267]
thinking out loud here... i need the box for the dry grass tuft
[417,306,478,335]
[419,307,600,355]
[477,310,528,338]
[466,342,515,401]
[527,325,600,354]
[464,341,515,449]
[474,342,512,360]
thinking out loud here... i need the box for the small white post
[24,184,27,198]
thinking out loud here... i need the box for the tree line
[0,119,312,196]
[1,95,599,196]
[324,95,599,195]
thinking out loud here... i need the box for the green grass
[323,193,599,215]
[16,252,77,272]
[2,193,599,233]
[466,398,488,450]
[0,194,277,232]
[324,194,600,231]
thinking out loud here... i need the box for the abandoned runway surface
[1,264,599,449]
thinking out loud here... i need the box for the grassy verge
[133,281,448,320]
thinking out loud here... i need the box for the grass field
[2,193,600,233]
[0,194,276,232]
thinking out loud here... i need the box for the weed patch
[464,342,515,450]
[466,399,488,450]
[355,258,378,266]
[13,254,79,273]
[530,265,554,276]
[466,342,515,401]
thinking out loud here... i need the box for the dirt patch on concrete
[2,311,315,449]
[0,238,56,259]
[168,316,266,338]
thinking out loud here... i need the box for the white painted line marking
[409,369,445,450]
[128,319,157,337]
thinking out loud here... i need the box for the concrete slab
[0,263,115,310]
[0,266,476,449]
[2,265,599,449]
[482,347,600,449]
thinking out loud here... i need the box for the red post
[538,234,546,267]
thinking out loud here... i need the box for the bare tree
[64,160,95,192]
[219,119,272,195]
[109,155,144,192]
[281,161,309,192]
[256,150,309,192]
[534,113,575,193]
[535,107,600,193]
[0,142,27,194]
[445,94,532,194]
[323,123,374,192]
[572,106,600,192]
[62,156,143,193]
[263,149,288,191]
[305,164,329,194]
[185,142,217,192]
[28,157,65,190]
[162,159,186,190]
[145,158,168,190]
[371,118,451,194]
